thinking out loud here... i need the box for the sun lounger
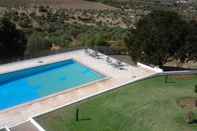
[84,48,89,54]
[110,60,127,70]
[89,51,102,59]
[106,57,113,63]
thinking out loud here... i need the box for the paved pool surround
[0,59,105,111]
[0,49,158,128]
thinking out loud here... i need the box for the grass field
[35,75,197,131]
[0,0,115,10]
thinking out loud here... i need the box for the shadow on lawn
[161,66,195,71]
[75,108,92,122]
[189,119,197,124]
[165,80,176,84]
[79,118,92,121]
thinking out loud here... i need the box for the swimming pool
[0,59,105,111]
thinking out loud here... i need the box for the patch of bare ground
[0,0,116,10]
[173,75,195,80]
[165,60,197,69]
[177,97,197,109]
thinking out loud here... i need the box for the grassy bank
[36,75,197,131]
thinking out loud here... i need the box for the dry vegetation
[0,0,116,10]
[2,6,137,29]
[0,6,130,59]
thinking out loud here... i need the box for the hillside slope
[0,0,116,10]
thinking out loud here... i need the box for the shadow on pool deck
[161,66,197,71]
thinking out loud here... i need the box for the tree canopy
[0,16,27,60]
[125,10,197,66]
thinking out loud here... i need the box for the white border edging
[5,127,11,131]
[137,62,163,73]
[30,118,45,131]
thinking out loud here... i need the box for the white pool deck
[0,49,159,129]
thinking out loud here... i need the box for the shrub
[48,35,70,48]
[94,33,108,46]
[25,32,51,56]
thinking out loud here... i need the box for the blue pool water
[0,59,104,110]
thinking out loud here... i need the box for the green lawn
[35,75,197,131]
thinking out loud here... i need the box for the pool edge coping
[0,58,110,113]
[0,49,84,75]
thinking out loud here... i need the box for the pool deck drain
[0,49,158,128]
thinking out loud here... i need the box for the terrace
[0,49,158,129]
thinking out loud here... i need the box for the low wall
[5,127,10,131]
[137,62,163,73]
[137,62,197,75]
[159,70,197,75]
[30,118,45,131]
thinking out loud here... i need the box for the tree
[125,29,141,65]
[183,21,197,63]
[0,16,27,60]
[126,10,189,65]
[18,12,32,28]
